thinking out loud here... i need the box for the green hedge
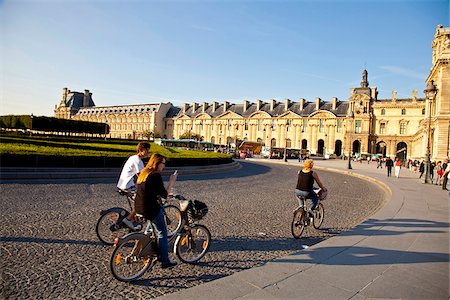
[0,115,108,134]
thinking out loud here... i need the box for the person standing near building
[442,159,450,191]
[418,161,425,179]
[394,157,401,178]
[385,157,393,177]
[117,142,151,230]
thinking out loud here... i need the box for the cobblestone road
[0,160,386,299]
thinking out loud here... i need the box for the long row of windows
[380,108,425,115]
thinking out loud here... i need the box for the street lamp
[348,112,354,169]
[423,80,438,184]
[283,120,289,162]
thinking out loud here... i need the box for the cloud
[379,65,426,80]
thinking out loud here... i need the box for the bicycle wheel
[313,203,325,229]
[164,204,182,237]
[175,224,211,263]
[110,233,154,282]
[291,209,305,239]
[96,211,130,245]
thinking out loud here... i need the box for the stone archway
[376,141,387,157]
[396,142,408,161]
[317,139,325,155]
[352,140,361,154]
[335,140,342,156]
[301,139,308,150]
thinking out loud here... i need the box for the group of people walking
[380,156,450,191]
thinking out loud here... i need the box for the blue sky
[1,0,448,116]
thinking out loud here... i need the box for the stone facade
[54,25,450,161]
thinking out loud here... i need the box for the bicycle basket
[187,200,208,220]
[318,189,328,200]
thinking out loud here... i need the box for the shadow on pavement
[0,236,104,246]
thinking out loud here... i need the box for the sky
[1,0,449,117]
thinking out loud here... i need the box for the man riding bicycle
[295,159,327,213]
[117,142,150,230]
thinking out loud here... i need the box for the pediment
[217,111,243,119]
[309,110,336,118]
[175,114,191,120]
[248,111,272,118]
[278,111,301,118]
[194,113,212,120]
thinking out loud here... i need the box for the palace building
[55,25,450,161]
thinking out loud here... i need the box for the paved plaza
[158,158,450,299]
[0,160,386,299]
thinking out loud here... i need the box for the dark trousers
[443,175,448,189]
[387,166,392,177]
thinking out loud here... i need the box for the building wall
[54,25,449,162]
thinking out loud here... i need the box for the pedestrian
[367,156,371,164]
[394,157,401,178]
[385,157,393,177]
[435,161,443,185]
[418,161,425,178]
[134,153,178,269]
[442,159,450,191]
[117,142,151,230]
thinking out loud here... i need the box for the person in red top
[394,157,402,178]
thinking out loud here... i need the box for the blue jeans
[151,207,170,264]
[295,189,319,211]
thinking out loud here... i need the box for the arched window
[381,108,386,115]
[401,108,406,115]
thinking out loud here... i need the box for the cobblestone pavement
[0,160,386,299]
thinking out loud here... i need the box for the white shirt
[117,155,144,190]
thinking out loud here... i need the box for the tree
[142,130,154,141]
[179,130,201,141]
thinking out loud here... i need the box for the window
[200,121,203,131]
[272,121,276,131]
[303,119,308,132]
[355,120,362,133]
[319,119,324,132]
[337,120,342,133]
[422,108,425,115]
[245,121,248,131]
[401,108,406,115]
[380,122,386,134]
[257,119,262,131]
[400,122,406,134]
[381,108,386,115]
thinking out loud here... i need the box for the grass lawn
[0,135,230,159]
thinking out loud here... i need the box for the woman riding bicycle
[295,159,327,212]
[134,153,178,269]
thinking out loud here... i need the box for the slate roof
[174,101,349,118]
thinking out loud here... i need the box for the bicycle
[291,188,326,239]
[110,194,211,282]
[96,189,182,245]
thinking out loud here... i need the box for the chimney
[202,102,208,113]
[315,97,321,110]
[299,98,305,110]
[270,99,277,111]
[332,97,338,110]
[223,101,229,113]
[183,103,189,114]
[284,98,291,111]
[83,89,90,107]
[256,99,263,111]
[212,101,218,112]
[243,100,249,112]
[191,102,198,114]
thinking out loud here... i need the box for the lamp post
[423,80,438,184]
[283,120,289,162]
[348,112,354,169]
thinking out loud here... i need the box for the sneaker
[161,260,178,269]
[122,218,142,231]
